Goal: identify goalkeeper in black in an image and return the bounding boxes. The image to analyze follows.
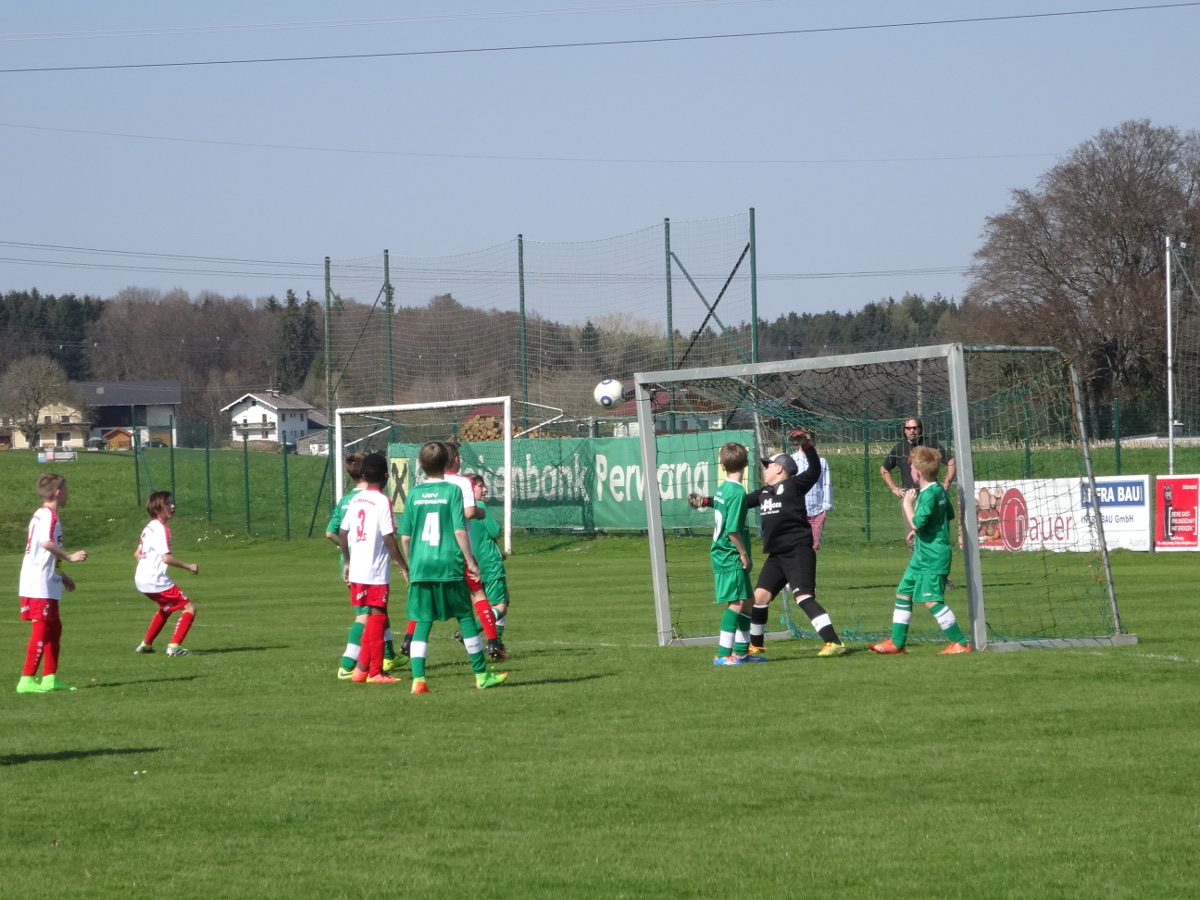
[694,429,846,658]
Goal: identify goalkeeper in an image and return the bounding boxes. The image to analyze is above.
[691,429,846,658]
[869,445,971,655]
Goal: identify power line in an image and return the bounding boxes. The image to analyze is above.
[1,3,1196,75]
[0,121,1061,166]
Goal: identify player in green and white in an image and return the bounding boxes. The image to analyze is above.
[870,444,972,655]
[466,473,510,641]
[688,442,758,666]
[398,441,508,694]
[326,452,400,679]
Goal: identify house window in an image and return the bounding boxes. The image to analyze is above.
[261,430,269,440]
[262,414,268,423]
[56,432,70,447]
[44,415,52,424]
[60,414,71,424]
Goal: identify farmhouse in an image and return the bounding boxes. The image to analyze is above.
[76,380,184,447]
[222,390,314,448]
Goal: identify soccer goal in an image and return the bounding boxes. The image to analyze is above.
[334,396,565,554]
[633,344,1138,651]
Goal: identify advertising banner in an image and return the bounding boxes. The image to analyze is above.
[1154,475,1200,551]
[390,431,756,531]
[1080,476,1152,552]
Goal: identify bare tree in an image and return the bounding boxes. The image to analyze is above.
[0,356,81,447]
[963,120,1200,426]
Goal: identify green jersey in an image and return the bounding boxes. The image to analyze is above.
[326,487,362,569]
[909,482,954,575]
[710,478,751,573]
[470,501,506,583]
[398,480,467,582]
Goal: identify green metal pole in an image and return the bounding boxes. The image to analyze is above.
[749,207,759,364]
[168,414,176,500]
[518,235,528,411]
[308,452,332,538]
[384,249,394,404]
[664,218,676,434]
[324,256,335,427]
[242,433,251,535]
[282,442,291,541]
[863,410,872,543]
[204,423,213,522]
[1113,397,1122,475]
[132,404,142,507]
[1023,402,1032,478]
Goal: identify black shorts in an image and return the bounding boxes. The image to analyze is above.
[756,548,816,598]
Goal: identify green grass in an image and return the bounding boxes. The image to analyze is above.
[1,454,1197,898]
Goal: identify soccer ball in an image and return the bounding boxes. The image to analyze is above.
[593,379,624,409]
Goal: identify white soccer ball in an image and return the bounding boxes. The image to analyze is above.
[593,379,624,409]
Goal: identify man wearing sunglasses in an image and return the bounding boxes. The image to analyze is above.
[880,418,955,547]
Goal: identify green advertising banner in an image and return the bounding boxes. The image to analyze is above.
[389,430,757,531]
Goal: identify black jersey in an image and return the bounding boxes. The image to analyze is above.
[747,443,821,554]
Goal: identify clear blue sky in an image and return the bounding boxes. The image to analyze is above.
[2,1,1198,322]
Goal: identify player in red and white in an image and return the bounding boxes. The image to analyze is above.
[402,441,507,661]
[17,473,87,694]
[338,453,408,683]
[134,491,201,657]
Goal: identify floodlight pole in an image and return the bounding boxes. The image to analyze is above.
[1166,236,1175,475]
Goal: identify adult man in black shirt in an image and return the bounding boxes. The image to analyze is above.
[880,416,956,548]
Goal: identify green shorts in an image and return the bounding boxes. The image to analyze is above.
[713,567,753,605]
[483,577,508,607]
[406,581,473,622]
[897,568,947,604]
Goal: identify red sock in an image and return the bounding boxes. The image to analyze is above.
[144,609,170,645]
[362,614,385,677]
[42,616,62,676]
[171,611,195,646]
[473,598,499,641]
[405,619,416,637]
[22,620,47,677]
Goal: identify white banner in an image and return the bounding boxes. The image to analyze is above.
[974,476,1148,552]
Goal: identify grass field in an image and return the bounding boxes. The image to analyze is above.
[1,452,1197,898]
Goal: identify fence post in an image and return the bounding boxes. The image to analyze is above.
[862,410,871,542]
[242,433,251,535]
[1023,402,1032,479]
[282,443,291,541]
[204,424,213,522]
[1113,397,1122,475]
[131,404,142,507]
[169,414,176,500]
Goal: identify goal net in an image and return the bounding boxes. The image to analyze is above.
[634,344,1137,651]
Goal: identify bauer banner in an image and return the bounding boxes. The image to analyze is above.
[390,431,757,531]
[975,476,1150,553]
[1154,475,1200,551]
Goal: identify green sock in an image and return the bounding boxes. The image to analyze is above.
[717,607,738,657]
[340,621,365,671]
[891,598,912,649]
[458,615,488,674]
[734,611,751,656]
[493,607,505,640]
[930,601,967,645]
[410,621,433,679]
[384,619,395,660]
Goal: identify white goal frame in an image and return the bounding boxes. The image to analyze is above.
[334,397,514,554]
[634,343,1136,651]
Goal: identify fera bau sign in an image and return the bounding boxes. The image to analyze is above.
[976,476,1152,553]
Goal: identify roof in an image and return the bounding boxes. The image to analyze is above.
[75,381,183,406]
[221,391,314,414]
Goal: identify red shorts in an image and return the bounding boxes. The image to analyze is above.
[143,584,191,613]
[464,565,483,593]
[20,597,60,622]
[349,582,390,610]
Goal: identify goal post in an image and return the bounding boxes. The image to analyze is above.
[635,343,1136,651]
[334,397,514,553]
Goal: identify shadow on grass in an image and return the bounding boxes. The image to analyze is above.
[87,675,202,689]
[502,672,614,688]
[189,645,290,655]
[1,747,163,766]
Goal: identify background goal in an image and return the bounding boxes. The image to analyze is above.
[634,344,1137,651]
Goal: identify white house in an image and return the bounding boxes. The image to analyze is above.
[221,391,314,447]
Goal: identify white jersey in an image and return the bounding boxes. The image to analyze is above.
[135,519,176,594]
[792,452,833,517]
[19,506,63,600]
[340,487,396,584]
[445,472,476,551]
